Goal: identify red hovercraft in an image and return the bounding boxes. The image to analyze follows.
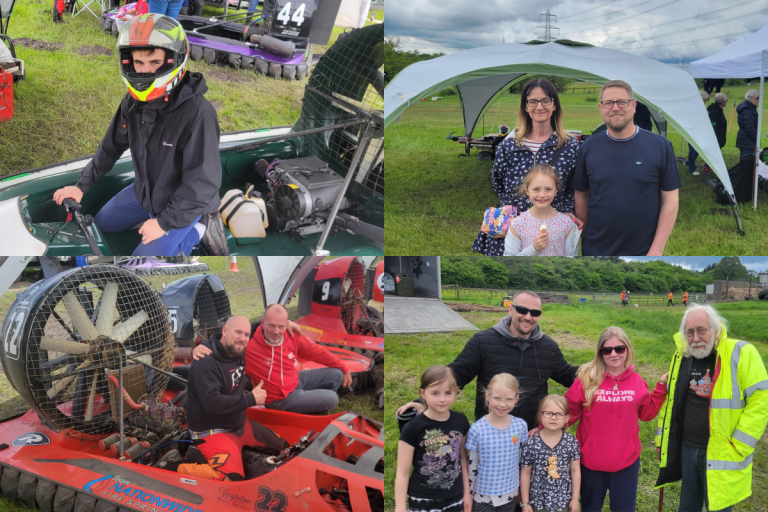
[0,263,384,512]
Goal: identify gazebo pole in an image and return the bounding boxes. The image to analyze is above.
[754,73,765,210]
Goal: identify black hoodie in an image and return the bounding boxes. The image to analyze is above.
[76,72,222,231]
[186,332,256,433]
[707,102,727,149]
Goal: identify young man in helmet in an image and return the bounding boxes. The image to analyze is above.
[53,14,228,255]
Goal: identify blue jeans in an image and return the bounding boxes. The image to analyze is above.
[148,0,184,18]
[94,184,201,256]
[247,0,258,13]
[740,148,755,160]
[678,443,733,512]
[265,368,344,414]
[687,143,699,174]
[580,457,640,512]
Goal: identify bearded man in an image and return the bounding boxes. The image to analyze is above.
[655,304,768,512]
[574,79,681,256]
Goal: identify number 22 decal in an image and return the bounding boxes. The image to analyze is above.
[276,2,306,26]
[255,486,288,512]
[4,309,26,360]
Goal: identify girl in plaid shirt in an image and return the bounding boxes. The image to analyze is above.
[466,373,529,512]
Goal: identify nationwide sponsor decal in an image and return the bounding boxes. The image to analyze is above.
[218,487,251,509]
[180,479,197,486]
[12,432,51,446]
[84,474,206,512]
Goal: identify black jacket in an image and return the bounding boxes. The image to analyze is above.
[186,332,256,433]
[655,352,693,487]
[449,318,578,429]
[708,103,727,149]
[76,72,222,231]
[735,100,758,151]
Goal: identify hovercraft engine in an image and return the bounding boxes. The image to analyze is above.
[263,156,349,235]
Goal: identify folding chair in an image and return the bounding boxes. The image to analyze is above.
[72,0,105,19]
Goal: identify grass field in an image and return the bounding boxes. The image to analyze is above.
[384,302,768,512]
[0,257,382,511]
[0,0,381,174]
[385,83,768,255]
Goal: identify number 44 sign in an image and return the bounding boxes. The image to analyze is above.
[270,0,317,40]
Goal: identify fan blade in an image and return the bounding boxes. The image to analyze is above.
[40,336,90,355]
[112,310,149,343]
[46,360,91,399]
[62,291,99,341]
[95,284,119,337]
[40,353,77,371]
[84,371,99,421]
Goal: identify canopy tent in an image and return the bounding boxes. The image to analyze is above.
[385,40,744,233]
[689,26,768,210]
[0,0,18,35]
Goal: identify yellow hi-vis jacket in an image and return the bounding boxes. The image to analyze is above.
[654,326,768,510]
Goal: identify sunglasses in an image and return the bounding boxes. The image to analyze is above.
[600,346,627,356]
[512,305,542,317]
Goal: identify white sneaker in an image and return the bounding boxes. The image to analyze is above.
[691,171,700,176]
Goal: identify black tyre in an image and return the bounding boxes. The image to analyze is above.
[254,59,268,75]
[241,56,256,71]
[18,472,39,509]
[94,500,119,512]
[376,388,384,410]
[296,63,307,80]
[227,53,241,69]
[187,0,203,16]
[267,62,281,79]
[74,492,98,512]
[111,21,119,36]
[190,44,203,61]
[282,64,296,80]
[1,467,20,500]
[53,486,77,512]
[203,48,217,65]
[37,479,57,512]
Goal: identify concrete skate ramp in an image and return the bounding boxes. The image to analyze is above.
[384,296,479,334]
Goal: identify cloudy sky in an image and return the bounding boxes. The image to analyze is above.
[620,257,768,273]
[385,0,768,64]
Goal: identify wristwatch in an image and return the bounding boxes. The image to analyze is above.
[519,503,530,508]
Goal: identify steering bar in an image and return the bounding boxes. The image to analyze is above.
[61,198,103,256]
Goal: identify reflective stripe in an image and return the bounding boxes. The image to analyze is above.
[745,379,768,399]
[656,427,663,436]
[711,398,745,409]
[707,454,754,471]
[733,428,759,449]
[730,341,748,403]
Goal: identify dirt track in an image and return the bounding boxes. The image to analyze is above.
[444,302,507,313]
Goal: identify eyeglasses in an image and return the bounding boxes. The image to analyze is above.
[599,99,633,109]
[512,305,542,317]
[685,326,711,340]
[541,411,567,419]
[600,345,627,356]
[526,98,553,107]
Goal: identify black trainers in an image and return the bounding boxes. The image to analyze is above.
[199,212,229,255]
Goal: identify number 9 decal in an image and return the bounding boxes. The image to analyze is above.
[321,281,330,301]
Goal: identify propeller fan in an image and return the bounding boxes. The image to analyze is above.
[1,266,173,437]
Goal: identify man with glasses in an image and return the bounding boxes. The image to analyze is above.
[574,79,681,256]
[396,290,578,430]
[655,304,768,512]
[736,89,760,160]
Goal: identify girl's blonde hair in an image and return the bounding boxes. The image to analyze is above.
[420,365,459,394]
[576,326,636,408]
[515,78,572,150]
[517,163,561,197]
[483,373,522,409]
[536,394,569,430]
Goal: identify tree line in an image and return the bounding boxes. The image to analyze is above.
[440,257,758,294]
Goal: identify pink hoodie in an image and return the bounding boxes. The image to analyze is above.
[565,365,666,472]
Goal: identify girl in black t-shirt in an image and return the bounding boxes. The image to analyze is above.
[396,366,471,512]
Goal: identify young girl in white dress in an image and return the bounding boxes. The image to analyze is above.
[504,163,580,256]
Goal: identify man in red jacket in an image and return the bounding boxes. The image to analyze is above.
[195,304,352,414]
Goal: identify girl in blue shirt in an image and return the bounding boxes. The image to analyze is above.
[466,373,529,512]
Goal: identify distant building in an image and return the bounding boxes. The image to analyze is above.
[706,280,766,301]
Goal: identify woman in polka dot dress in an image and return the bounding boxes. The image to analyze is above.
[473,79,581,256]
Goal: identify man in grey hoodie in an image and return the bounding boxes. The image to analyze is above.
[396,290,578,429]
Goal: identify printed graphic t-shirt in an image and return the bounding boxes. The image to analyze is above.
[683,352,717,448]
[400,411,471,500]
[520,431,581,512]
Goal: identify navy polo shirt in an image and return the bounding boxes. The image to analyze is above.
[574,127,681,256]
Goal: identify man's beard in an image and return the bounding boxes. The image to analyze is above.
[689,338,715,359]
[606,115,632,132]
[264,334,284,346]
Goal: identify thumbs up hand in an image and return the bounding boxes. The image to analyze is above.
[252,380,267,405]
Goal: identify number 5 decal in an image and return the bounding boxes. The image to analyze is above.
[276,2,306,26]
[168,308,178,334]
[4,308,26,360]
